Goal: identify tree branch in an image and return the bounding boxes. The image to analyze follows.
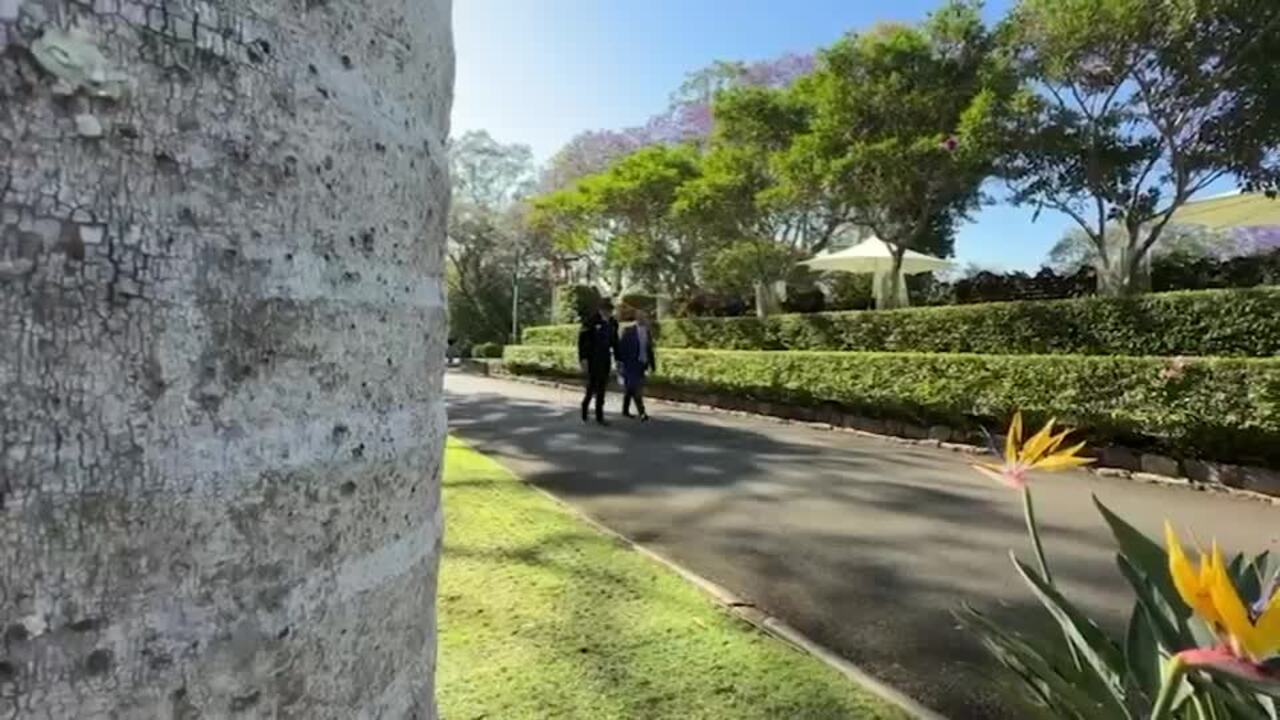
[1046,198,1110,260]
[1139,168,1229,258]
[1132,65,1187,194]
[1185,168,1229,199]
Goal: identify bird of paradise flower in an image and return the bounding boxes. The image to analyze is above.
[968,411,1280,720]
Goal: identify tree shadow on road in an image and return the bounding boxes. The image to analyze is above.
[446,386,1135,719]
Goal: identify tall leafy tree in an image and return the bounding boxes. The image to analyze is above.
[669,60,751,111]
[531,145,703,297]
[586,145,705,296]
[538,129,648,194]
[448,131,549,344]
[784,1,1009,308]
[1000,0,1280,295]
[677,86,841,315]
[452,129,535,209]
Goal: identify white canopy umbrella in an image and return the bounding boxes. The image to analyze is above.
[801,236,952,309]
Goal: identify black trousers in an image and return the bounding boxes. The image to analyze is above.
[622,379,646,417]
[581,366,610,421]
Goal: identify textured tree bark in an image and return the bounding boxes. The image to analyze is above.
[0,0,452,717]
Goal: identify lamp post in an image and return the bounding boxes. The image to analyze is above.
[511,242,523,345]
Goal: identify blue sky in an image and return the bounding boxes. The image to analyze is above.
[450,0,1204,271]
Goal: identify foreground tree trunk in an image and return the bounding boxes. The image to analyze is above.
[1093,241,1153,297]
[0,1,452,717]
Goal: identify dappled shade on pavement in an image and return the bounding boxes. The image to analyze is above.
[446,373,1280,719]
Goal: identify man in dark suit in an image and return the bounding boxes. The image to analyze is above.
[617,310,656,421]
[578,298,619,425]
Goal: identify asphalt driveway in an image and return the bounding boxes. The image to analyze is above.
[446,373,1280,718]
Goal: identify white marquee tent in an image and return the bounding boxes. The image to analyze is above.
[801,236,952,309]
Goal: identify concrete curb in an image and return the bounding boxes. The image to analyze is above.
[466,369,1280,507]
[468,443,948,720]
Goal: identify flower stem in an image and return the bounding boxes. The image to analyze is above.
[1021,484,1082,669]
[1022,485,1053,586]
[1150,656,1187,720]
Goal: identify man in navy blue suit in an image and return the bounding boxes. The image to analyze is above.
[617,310,656,421]
[577,298,619,425]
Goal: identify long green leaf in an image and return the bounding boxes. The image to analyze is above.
[1203,668,1280,697]
[1235,551,1273,607]
[957,605,1118,720]
[1192,676,1276,720]
[1093,496,1190,622]
[1116,554,1193,650]
[1253,552,1273,585]
[1011,554,1133,719]
[1125,603,1160,705]
[1229,552,1262,604]
[1257,693,1277,720]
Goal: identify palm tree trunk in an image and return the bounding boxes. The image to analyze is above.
[0,2,452,717]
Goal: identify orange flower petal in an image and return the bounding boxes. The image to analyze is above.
[1167,523,1205,610]
[1004,412,1023,465]
[1019,419,1058,465]
[1209,544,1262,658]
[1030,440,1092,471]
[1031,453,1094,472]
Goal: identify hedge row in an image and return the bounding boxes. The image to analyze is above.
[471,342,505,359]
[522,287,1280,357]
[503,345,1280,465]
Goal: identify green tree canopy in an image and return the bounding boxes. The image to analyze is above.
[447,131,549,344]
[530,145,703,297]
[781,1,1010,307]
[674,86,825,314]
[999,0,1280,295]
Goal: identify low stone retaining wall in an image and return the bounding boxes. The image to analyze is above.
[458,362,1280,501]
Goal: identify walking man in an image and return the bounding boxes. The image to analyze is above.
[578,298,619,425]
[617,310,656,421]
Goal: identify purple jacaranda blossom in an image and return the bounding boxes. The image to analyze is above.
[541,53,816,191]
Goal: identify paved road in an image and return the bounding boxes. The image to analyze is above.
[445,373,1280,719]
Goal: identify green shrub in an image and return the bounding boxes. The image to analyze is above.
[552,285,602,325]
[503,345,1280,465]
[524,324,584,345]
[522,287,1280,357]
[471,342,504,359]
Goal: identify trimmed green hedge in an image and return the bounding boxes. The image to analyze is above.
[504,345,1280,465]
[522,287,1280,357]
[471,342,504,359]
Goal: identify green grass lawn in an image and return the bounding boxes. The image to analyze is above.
[437,437,908,720]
